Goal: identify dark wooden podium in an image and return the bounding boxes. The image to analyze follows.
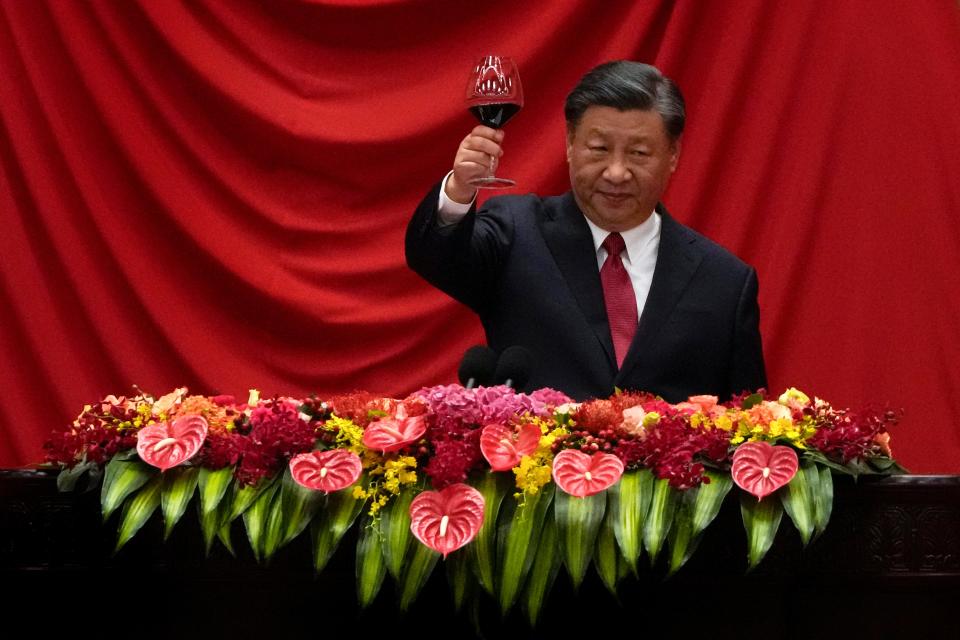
[2,469,958,639]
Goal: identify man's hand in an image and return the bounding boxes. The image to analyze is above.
[445,126,505,204]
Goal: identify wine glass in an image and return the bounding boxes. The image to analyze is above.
[465,55,524,188]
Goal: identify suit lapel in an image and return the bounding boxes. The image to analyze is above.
[540,193,617,368]
[616,205,703,384]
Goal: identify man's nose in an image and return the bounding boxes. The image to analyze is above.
[603,156,631,183]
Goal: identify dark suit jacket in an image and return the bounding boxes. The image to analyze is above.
[406,182,766,402]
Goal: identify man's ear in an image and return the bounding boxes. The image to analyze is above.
[565,126,575,163]
[669,137,682,173]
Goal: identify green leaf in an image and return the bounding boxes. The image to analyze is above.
[595,504,621,595]
[260,482,286,562]
[379,488,416,580]
[398,541,441,611]
[468,471,511,596]
[241,476,281,562]
[216,519,235,556]
[198,495,232,555]
[56,460,102,493]
[643,477,679,564]
[161,467,199,540]
[277,468,324,548]
[356,517,387,608]
[691,471,734,535]
[198,467,235,554]
[198,467,234,516]
[497,483,554,616]
[101,457,154,521]
[114,475,163,552]
[666,489,697,576]
[802,450,853,475]
[227,477,274,523]
[311,489,365,573]
[812,464,834,540]
[445,548,473,612]
[521,513,562,627]
[554,489,607,589]
[608,468,654,571]
[780,462,816,546]
[741,393,763,410]
[740,492,784,570]
[667,471,734,575]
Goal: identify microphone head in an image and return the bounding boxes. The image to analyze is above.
[457,345,498,388]
[493,346,534,390]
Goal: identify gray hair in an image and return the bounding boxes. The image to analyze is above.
[564,61,685,140]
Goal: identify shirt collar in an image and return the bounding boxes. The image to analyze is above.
[583,210,661,262]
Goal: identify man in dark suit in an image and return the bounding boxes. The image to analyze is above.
[406,61,766,402]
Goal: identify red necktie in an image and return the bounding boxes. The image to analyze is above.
[600,232,638,368]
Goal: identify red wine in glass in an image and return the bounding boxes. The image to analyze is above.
[465,55,524,188]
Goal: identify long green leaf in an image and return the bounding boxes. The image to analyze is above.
[608,468,654,571]
[261,482,286,562]
[114,475,163,552]
[198,466,234,515]
[691,471,733,535]
[278,468,324,547]
[666,487,698,576]
[643,477,679,564]
[242,476,281,562]
[667,471,734,575]
[497,484,554,615]
[198,467,235,554]
[780,462,816,546]
[595,505,621,595]
[379,489,416,580]
[812,464,834,539]
[740,493,784,570]
[312,489,365,573]
[521,514,562,627]
[228,477,274,523]
[398,541,441,611]
[101,458,153,521]
[469,471,511,595]
[446,548,473,612]
[161,467,199,540]
[57,459,102,493]
[198,496,232,555]
[356,518,387,608]
[555,489,606,589]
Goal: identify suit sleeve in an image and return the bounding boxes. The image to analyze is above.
[405,181,513,313]
[727,267,768,396]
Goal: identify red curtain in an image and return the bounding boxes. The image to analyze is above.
[2,0,959,473]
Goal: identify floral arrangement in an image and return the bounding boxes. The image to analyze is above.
[44,384,902,625]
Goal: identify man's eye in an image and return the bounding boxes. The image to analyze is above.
[588,145,607,152]
[631,149,649,156]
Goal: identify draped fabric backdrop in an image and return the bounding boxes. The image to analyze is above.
[1,0,959,472]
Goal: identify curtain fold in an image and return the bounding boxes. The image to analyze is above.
[1,0,959,472]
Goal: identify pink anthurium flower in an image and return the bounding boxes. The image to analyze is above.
[551,449,624,497]
[289,449,362,493]
[480,423,541,471]
[731,441,799,500]
[136,415,208,471]
[362,404,427,453]
[409,483,485,558]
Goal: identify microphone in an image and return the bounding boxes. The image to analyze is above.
[493,346,533,390]
[458,345,497,388]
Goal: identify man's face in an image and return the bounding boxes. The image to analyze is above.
[566,106,680,232]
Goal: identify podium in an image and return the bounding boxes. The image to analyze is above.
[2,469,958,638]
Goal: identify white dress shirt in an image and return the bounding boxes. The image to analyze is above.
[436,171,661,319]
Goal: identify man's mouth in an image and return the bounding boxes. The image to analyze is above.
[598,192,631,203]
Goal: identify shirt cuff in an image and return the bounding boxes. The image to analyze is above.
[437,171,476,225]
